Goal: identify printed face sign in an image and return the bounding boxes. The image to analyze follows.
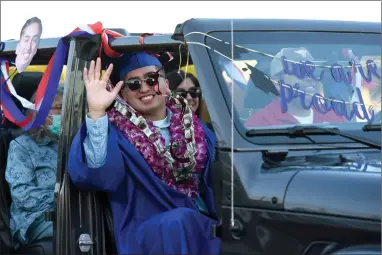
[15,17,43,73]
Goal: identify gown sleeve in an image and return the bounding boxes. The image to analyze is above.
[68,114,126,192]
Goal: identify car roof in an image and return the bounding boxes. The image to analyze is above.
[1,18,379,64]
[2,18,378,52]
[176,18,381,34]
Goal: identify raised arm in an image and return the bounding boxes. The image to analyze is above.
[83,114,108,168]
[68,58,126,192]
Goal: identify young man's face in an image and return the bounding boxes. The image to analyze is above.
[121,65,169,118]
[15,22,41,72]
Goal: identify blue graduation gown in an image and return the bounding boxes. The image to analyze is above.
[68,121,221,255]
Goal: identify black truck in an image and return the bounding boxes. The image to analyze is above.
[0,18,380,255]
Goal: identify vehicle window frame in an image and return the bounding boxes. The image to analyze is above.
[203,30,381,147]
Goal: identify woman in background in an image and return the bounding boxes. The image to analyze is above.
[167,70,202,116]
[5,86,63,252]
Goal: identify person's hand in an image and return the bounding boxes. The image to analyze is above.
[83,58,123,121]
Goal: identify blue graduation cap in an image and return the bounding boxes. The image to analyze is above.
[119,52,162,80]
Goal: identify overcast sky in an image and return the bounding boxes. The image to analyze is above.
[1,1,380,40]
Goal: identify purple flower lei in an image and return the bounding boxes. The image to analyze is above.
[107,94,207,198]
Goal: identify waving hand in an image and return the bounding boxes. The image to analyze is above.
[83,58,123,121]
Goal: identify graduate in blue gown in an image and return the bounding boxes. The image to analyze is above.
[68,53,221,255]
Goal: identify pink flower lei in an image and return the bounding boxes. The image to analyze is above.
[107,93,208,198]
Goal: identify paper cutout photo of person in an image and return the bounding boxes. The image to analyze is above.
[15,17,43,73]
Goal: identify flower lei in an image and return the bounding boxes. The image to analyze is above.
[107,93,207,198]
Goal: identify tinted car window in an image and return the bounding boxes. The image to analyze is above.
[206,31,381,132]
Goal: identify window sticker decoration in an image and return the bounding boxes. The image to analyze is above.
[182,32,380,124]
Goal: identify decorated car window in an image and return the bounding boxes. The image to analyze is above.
[205,31,381,128]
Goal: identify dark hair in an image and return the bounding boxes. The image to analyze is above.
[166,70,201,115]
[167,70,200,91]
[20,17,43,38]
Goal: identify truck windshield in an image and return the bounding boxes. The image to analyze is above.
[205,31,381,133]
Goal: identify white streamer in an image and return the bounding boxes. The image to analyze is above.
[1,62,35,109]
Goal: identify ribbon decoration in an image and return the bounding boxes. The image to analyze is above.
[0,21,123,130]
[139,33,174,63]
[0,64,36,110]
[139,33,160,58]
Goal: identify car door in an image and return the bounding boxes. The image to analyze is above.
[177,18,381,255]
